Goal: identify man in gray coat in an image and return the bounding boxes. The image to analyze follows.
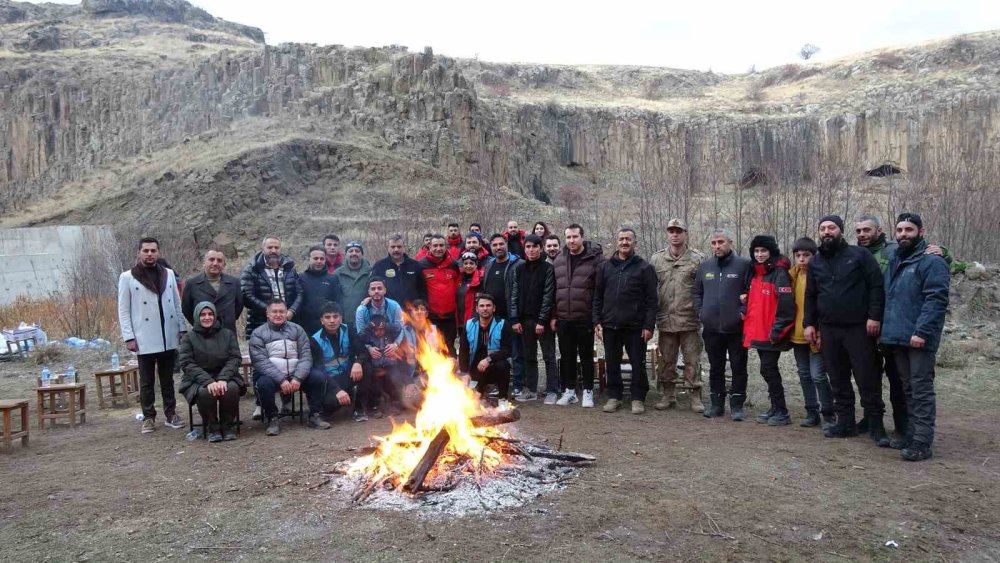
[249,299,313,436]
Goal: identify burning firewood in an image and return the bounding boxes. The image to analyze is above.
[402,427,451,493]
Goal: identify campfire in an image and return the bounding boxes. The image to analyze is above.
[331,334,594,514]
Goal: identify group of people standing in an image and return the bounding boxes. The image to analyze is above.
[117,213,950,461]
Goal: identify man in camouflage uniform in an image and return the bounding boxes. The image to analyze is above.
[650,219,705,412]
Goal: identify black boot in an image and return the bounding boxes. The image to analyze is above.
[729,394,745,421]
[892,411,909,438]
[799,409,821,427]
[703,392,725,418]
[901,442,933,461]
[820,411,836,432]
[856,416,869,434]
[867,414,891,448]
[824,415,858,438]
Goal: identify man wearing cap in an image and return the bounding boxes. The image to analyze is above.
[370,234,427,308]
[804,215,890,446]
[650,219,705,412]
[879,213,950,461]
[333,241,372,328]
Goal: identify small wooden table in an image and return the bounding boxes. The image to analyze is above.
[0,399,29,452]
[93,366,140,409]
[36,383,86,429]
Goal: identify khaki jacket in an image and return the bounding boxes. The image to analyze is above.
[650,246,703,332]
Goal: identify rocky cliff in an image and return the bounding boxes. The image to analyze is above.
[1,1,998,259]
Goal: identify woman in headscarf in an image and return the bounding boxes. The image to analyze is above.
[179,301,243,441]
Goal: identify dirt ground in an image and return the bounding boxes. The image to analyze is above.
[1,347,998,562]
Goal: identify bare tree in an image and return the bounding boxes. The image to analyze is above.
[799,44,821,60]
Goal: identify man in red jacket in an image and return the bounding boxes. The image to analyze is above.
[446,223,464,260]
[419,234,461,355]
[323,234,343,273]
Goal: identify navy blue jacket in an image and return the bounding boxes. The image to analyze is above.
[693,251,752,334]
[297,268,343,337]
[370,254,427,307]
[879,239,950,353]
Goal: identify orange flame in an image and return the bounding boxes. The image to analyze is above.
[348,313,511,489]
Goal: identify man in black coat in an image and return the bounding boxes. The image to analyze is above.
[182,249,244,335]
[804,214,890,446]
[593,228,658,414]
[508,234,556,403]
[369,234,427,308]
[298,246,344,337]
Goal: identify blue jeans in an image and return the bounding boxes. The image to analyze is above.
[793,343,833,414]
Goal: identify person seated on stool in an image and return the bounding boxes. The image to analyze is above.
[249,298,312,436]
[178,301,243,442]
[307,301,371,425]
[458,293,514,403]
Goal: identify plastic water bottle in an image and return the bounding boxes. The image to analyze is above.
[111,352,120,370]
[185,428,202,441]
[41,367,51,387]
[66,364,76,384]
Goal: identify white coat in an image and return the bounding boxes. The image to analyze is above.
[117,268,187,354]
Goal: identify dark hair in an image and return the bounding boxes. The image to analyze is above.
[470,222,481,229]
[322,234,340,244]
[489,233,505,243]
[368,314,388,328]
[474,292,495,305]
[320,301,343,316]
[532,222,550,237]
[430,233,446,243]
[423,232,433,239]
[617,227,637,238]
[447,222,460,229]
[266,298,287,309]
[410,299,428,310]
[545,234,561,244]
[368,276,388,290]
[138,237,159,249]
[565,223,584,237]
[307,245,326,256]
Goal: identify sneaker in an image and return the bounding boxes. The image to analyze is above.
[515,391,538,402]
[602,399,621,413]
[353,409,369,422]
[654,397,677,410]
[631,400,645,415]
[555,389,578,406]
[511,388,523,399]
[543,392,558,405]
[767,410,791,426]
[164,414,186,429]
[581,389,594,408]
[265,418,280,436]
[799,410,821,427]
[756,408,776,424]
[252,406,262,421]
[222,429,237,441]
[208,431,223,442]
[308,413,331,429]
[901,443,933,461]
[369,405,384,419]
[140,418,156,434]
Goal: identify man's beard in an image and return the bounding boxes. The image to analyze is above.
[819,234,842,253]
[897,236,922,252]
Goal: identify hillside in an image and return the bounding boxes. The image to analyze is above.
[1,0,998,262]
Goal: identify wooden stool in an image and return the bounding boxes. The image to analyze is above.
[241,356,253,396]
[36,383,86,429]
[93,367,140,409]
[0,399,29,452]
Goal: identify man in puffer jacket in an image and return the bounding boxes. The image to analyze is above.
[249,299,312,436]
[879,213,950,462]
[240,236,304,341]
[742,235,796,426]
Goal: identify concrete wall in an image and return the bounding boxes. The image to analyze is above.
[0,225,114,305]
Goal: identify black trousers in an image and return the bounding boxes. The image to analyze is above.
[305,367,373,415]
[604,327,650,401]
[558,320,595,391]
[819,324,884,420]
[138,350,177,420]
[882,350,908,423]
[471,360,511,399]
[431,316,457,356]
[192,381,240,431]
[368,361,408,410]
[891,346,937,446]
[702,331,748,398]
[757,349,786,411]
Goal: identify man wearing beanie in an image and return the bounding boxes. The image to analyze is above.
[333,241,373,328]
[879,213,950,461]
[804,215,890,446]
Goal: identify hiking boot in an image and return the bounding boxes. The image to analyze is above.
[767,409,791,426]
[867,415,891,448]
[581,389,595,408]
[890,435,912,450]
[602,399,621,413]
[543,392,558,405]
[556,389,578,406]
[901,443,933,462]
[689,390,705,413]
[164,414,186,429]
[140,418,156,434]
[799,409,821,427]
[515,391,538,402]
[265,418,280,436]
[820,412,837,432]
[353,409,369,422]
[631,400,645,415]
[308,413,331,429]
[208,431,223,443]
[654,396,677,410]
[757,408,776,424]
[252,406,262,421]
[824,418,859,438]
[703,393,725,418]
[729,394,745,421]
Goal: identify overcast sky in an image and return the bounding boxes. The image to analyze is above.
[32,0,1000,72]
